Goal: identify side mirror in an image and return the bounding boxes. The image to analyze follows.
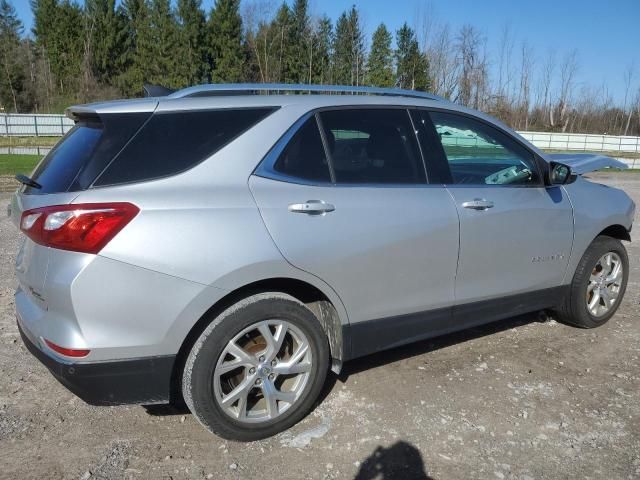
[548,162,574,185]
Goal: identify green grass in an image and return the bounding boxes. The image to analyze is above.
[0,154,42,175]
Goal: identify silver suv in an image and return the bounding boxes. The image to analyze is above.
[10,84,635,441]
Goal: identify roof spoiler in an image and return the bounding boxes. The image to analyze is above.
[143,84,175,97]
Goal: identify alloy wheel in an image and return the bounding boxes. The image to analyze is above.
[213,320,312,423]
[586,252,623,317]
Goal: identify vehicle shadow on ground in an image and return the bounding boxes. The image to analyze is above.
[354,441,434,479]
[337,310,549,381]
[144,311,551,418]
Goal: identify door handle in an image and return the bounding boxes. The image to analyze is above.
[288,200,335,215]
[461,198,494,210]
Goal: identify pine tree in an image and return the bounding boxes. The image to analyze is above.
[332,12,349,85]
[147,0,184,87]
[31,0,57,50]
[286,0,308,83]
[332,6,364,86]
[208,0,244,83]
[115,0,147,95]
[176,0,207,84]
[53,1,84,95]
[310,15,332,84]
[85,0,125,84]
[270,3,290,83]
[32,0,84,97]
[366,23,393,88]
[119,0,184,92]
[395,22,430,91]
[0,0,25,111]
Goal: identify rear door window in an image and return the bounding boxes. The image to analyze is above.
[318,109,426,184]
[95,108,276,186]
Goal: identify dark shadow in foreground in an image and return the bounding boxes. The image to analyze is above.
[355,441,434,480]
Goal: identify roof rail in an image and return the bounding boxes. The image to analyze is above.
[168,83,447,102]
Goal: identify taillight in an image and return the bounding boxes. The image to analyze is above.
[44,339,90,358]
[20,202,139,254]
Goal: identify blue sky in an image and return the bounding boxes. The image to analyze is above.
[11,0,640,104]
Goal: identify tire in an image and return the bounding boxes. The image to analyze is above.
[182,292,330,441]
[555,235,629,328]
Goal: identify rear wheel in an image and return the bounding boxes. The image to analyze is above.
[182,293,329,441]
[555,236,628,328]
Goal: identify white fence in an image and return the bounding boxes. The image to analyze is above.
[518,131,640,154]
[1,113,74,137]
[0,146,52,155]
[1,113,639,167]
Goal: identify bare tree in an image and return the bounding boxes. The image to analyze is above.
[242,0,279,83]
[622,63,635,135]
[455,24,484,107]
[515,40,534,130]
[537,49,556,125]
[426,23,458,98]
[496,22,515,100]
[80,12,96,102]
[554,49,579,132]
[414,0,436,54]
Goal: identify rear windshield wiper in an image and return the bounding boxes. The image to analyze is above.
[15,174,42,189]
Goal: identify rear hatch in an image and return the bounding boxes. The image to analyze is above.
[10,104,156,304]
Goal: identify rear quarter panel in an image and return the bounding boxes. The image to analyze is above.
[68,105,352,356]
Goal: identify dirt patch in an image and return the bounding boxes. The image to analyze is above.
[0,176,18,193]
[0,172,639,479]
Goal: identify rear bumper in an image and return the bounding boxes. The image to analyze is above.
[18,322,175,406]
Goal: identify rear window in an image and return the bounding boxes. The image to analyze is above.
[94,108,276,186]
[25,113,151,194]
[26,123,102,194]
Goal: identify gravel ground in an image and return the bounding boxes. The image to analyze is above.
[0,172,638,480]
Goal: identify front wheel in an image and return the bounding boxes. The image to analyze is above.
[182,293,330,441]
[555,235,629,328]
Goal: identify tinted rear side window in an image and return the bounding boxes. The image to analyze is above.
[95,108,276,186]
[273,117,331,183]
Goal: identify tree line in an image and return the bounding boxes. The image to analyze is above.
[0,0,639,136]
